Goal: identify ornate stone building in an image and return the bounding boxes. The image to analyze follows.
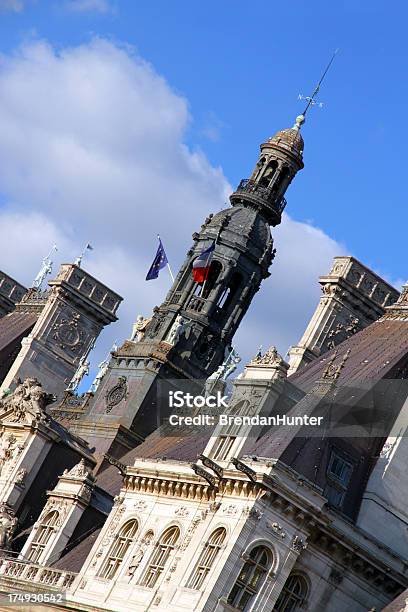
[0,111,407,612]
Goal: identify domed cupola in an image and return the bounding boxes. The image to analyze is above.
[230,114,305,226]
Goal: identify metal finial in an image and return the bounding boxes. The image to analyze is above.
[74,243,94,268]
[299,49,339,118]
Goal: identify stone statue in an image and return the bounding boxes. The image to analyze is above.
[63,458,90,479]
[166,315,188,345]
[204,365,224,397]
[250,345,283,366]
[221,346,241,381]
[128,531,153,577]
[0,503,17,551]
[67,354,90,393]
[89,343,117,394]
[130,315,151,342]
[0,378,54,424]
[32,245,57,290]
[204,346,241,396]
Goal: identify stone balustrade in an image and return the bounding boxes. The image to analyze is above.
[0,558,76,590]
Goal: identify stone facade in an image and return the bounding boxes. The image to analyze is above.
[0,113,407,612]
[287,256,399,375]
[0,272,27,318]
[1,264,122,400]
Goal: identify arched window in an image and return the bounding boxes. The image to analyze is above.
[227,545,272,611]
[27,510,59,563]
[217,272,243,311]
[259,160,278,188]
[211,435,235,461]
[201,261,222,297]
[187,527,226,589]
[99,519,139,580]
[276,166,291,195]
[273,573,309,611]
[142,526,180,588]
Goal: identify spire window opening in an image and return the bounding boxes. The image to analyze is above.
[275,166,291,196]
[99,519,139,580]
[26,510,59,563]
[217,272,243,312]
[227,545,272,611]
[200,261,222,299]
[253,156,267,181]
[258,160,278,188]
[141,526,180,588]
[211,435,235,461]
[273,573,309,611]
[187,527,227,589]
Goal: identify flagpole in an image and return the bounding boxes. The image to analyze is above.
[157,235,174,282]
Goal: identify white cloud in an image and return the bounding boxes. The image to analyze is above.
[0,0,24,12]
[0,37,349,384]
[64,0,115,14]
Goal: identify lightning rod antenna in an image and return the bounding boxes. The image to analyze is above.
[302,49,339,116]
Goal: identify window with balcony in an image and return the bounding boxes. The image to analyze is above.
[324,450,354,510]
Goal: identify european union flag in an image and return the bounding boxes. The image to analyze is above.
[146,238,169,280]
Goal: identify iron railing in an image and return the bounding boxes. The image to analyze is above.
[234,179,287,215]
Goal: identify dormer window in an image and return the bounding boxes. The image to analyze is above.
[324,450,354,510]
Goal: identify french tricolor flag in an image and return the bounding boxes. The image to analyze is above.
[192,242,215,283]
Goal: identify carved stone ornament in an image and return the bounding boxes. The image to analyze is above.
[133,500,148,511]
[180,517,201,551]
[326,315,360,350]
[222,504,238,516]
[380,441,395,458]
[291,535,307,553]
[63,458,90,479]
[39,499,69,527]
[103,505,126,545]
[15,468,27,488]
[267,521,287,539]
[250,345,286,371]
[52,312,84,352]
[322,349,351,381]
[175,506,189,518]
[128,531,154,576]
[0,378,54,425]
[0,503,17,549]
[0,432,24,477]
[105,377,127,412]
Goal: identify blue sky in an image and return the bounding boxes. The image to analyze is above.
[1,0,405,278]
[0,0,406,383]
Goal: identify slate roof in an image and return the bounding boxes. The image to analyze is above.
[289,317,408,393]
[246,315,408,460]
[95,428,211,497]
[52,528,102,572]
[381,588,408,612]
[0,311,37,353]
